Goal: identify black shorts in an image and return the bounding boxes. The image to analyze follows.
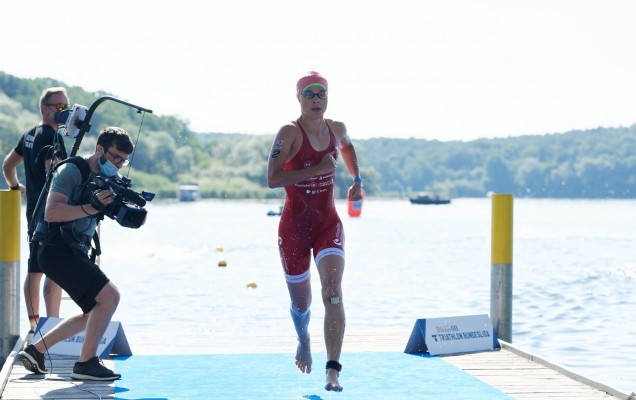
[26,210,43,273]
[27,241,44,273]
[37,243,109,314]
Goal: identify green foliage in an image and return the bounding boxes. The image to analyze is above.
[355,129,636,198]
[125,168,178,199]
[1,71,634,199]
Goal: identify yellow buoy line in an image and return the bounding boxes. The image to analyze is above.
[215,245,257,288]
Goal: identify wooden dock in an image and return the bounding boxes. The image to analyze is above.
[444,340,632,400]
[1,330,633,399]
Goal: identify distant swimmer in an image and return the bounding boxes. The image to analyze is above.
[267,71,363,392]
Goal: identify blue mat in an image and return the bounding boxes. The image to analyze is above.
[114,352,512,399]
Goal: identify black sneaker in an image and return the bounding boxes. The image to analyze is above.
[18,344,47,374]
[71,356,121,381]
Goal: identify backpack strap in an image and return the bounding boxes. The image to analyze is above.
[30,156,103,262]
[90,231,102,262]
[64,156,92,183]
[63,157,103,261]
[29,156,93,237]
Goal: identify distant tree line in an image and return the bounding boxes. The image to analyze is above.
[354,128,635,198]
[1,71,634,199]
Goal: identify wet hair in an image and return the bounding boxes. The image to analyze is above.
[97,126,134,154]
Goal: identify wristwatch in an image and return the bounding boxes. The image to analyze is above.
[10,183,20,190]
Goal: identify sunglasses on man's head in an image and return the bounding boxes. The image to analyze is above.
[301,90,328,100]
[46,103,71,111]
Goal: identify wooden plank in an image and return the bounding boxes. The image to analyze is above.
[2,354,115,400]
[442,346,626,400]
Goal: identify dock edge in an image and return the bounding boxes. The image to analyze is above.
[498,340,635,400]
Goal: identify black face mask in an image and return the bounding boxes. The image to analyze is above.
[54,109,70,124]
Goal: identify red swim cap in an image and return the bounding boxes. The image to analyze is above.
[296,71,328,97]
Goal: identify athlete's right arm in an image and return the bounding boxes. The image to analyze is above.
[267,124,336,188]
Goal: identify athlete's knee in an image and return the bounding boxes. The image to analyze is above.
[322,286,343,306]
[290,305,311,327]
[291,302,310,315]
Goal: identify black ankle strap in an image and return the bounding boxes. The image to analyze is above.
[325,360,342,372]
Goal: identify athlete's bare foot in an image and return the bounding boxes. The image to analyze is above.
[325,360,343,392]
[295,336,312,373]
[325,368,342,392]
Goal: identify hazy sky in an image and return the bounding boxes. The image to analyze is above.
[3,0,636,141]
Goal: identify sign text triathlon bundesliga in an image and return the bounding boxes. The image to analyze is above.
[432,324,491,342]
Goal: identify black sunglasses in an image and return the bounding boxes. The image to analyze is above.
[301,90,328,99]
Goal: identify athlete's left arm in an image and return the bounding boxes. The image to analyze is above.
[332,121,363,201]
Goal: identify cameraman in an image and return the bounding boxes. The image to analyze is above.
[18,126,135,381]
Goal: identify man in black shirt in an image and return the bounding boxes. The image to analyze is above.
[2,87,69,340]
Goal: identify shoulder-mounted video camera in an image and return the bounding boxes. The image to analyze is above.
[86,175,155,229]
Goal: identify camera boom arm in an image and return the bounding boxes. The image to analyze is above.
[69,95,153,157]
[28,96,153,238]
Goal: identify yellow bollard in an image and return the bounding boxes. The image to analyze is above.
[0,190,21,262]
[0,190,21,365]
[491,194,513,265]
[490,194,513,343]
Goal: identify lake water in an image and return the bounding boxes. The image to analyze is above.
[17,198,636,393]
